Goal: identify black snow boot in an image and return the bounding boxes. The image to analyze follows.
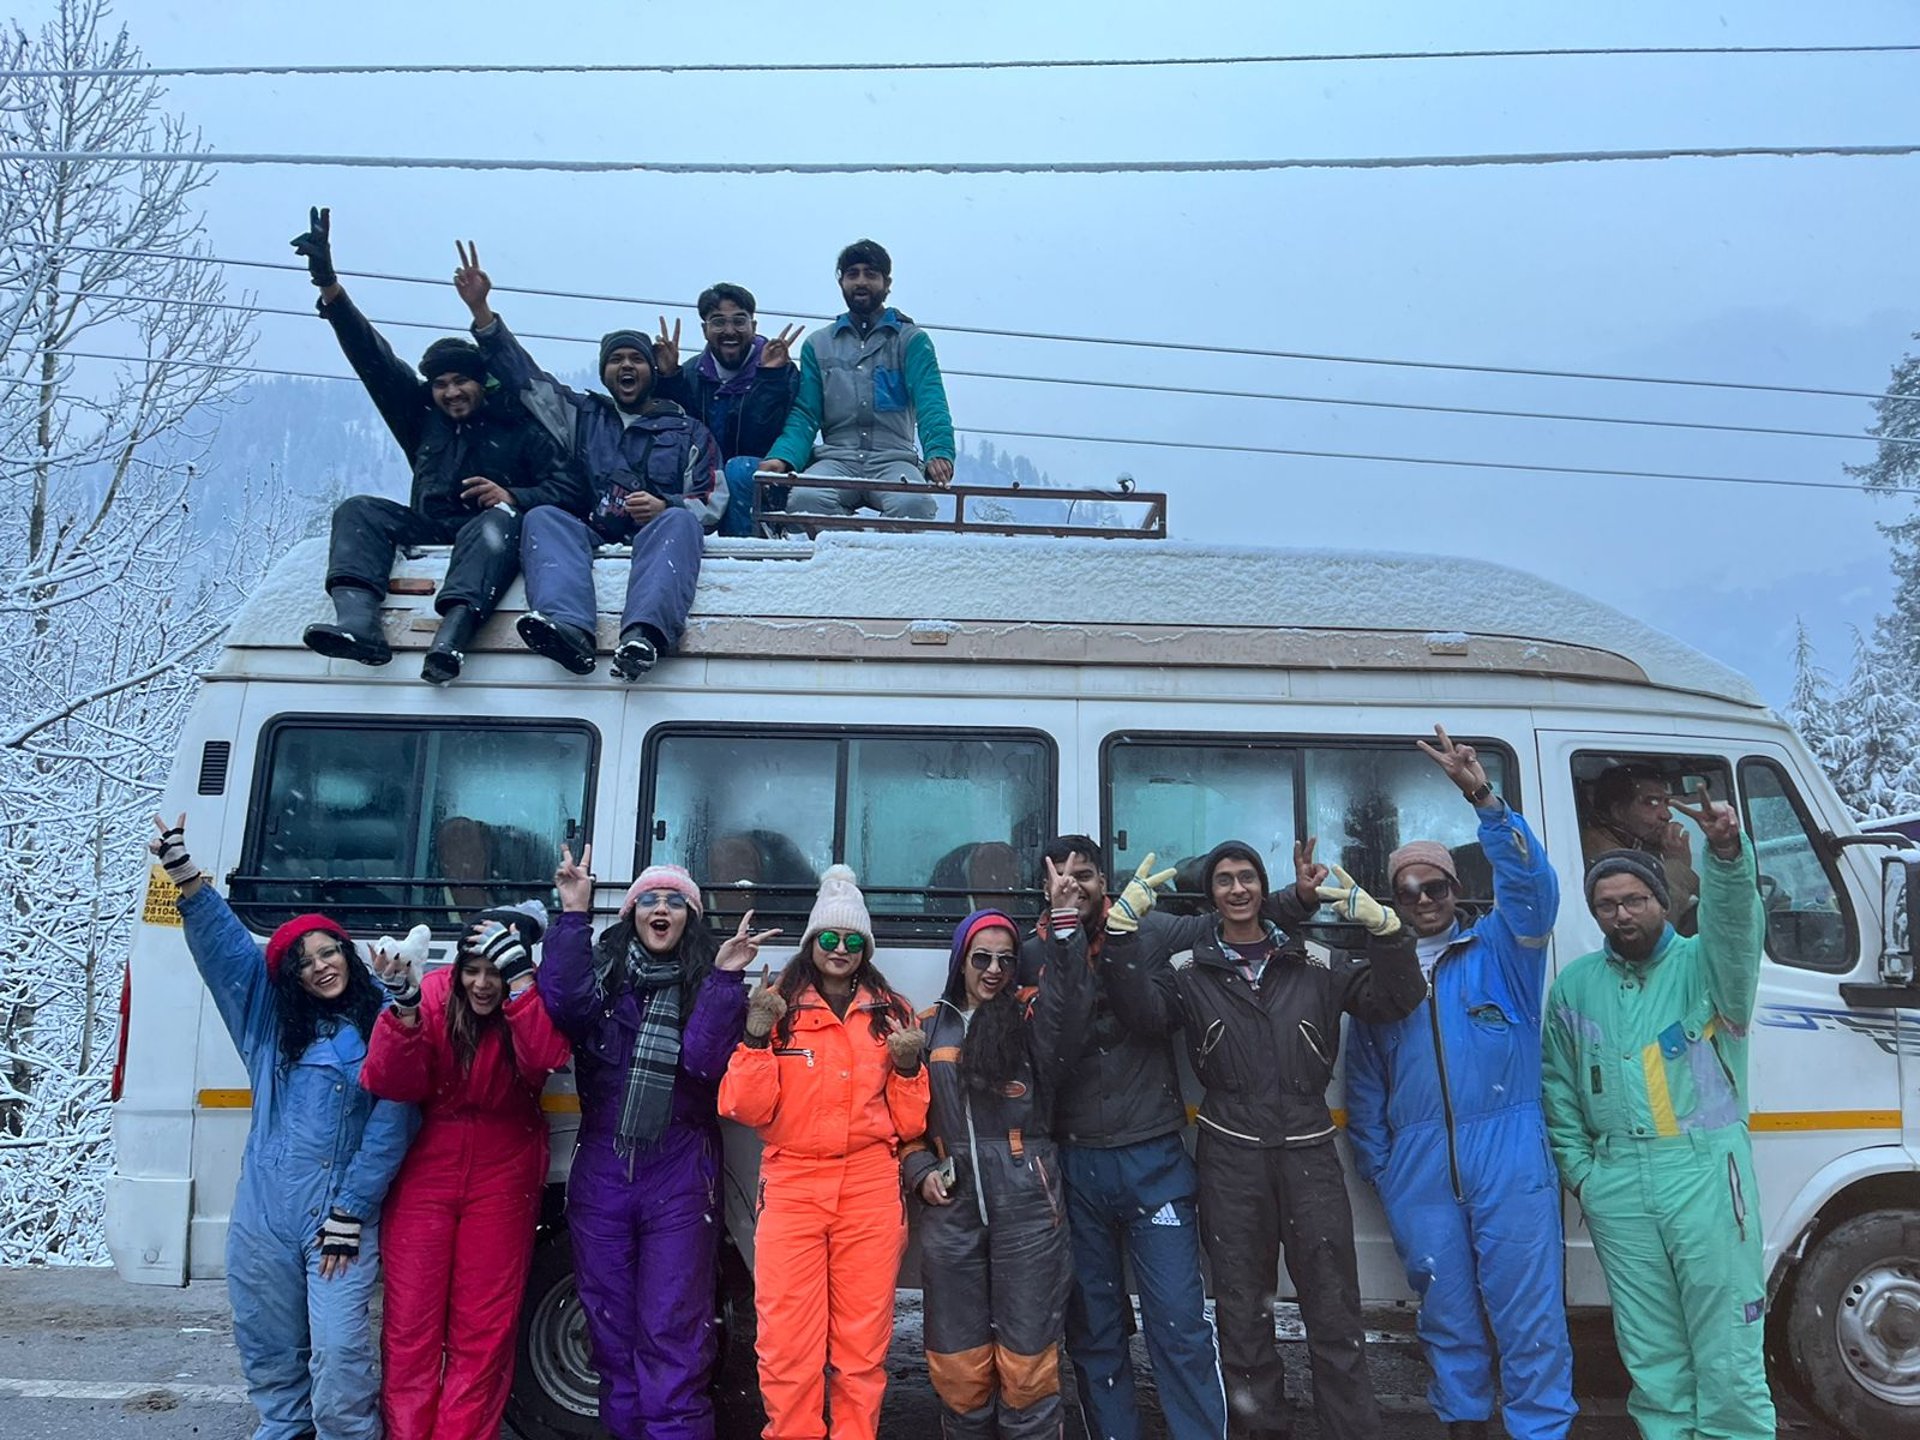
[516,610,597,675]
[611,626,660,683]
[1448,1422,1492,1440]
[303,585,391,666]
[421,604,479,686]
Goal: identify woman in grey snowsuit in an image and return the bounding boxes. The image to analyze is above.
[904,865,1093,1440]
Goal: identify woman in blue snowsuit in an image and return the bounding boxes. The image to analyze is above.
[1343,731,1576,1440]
[152,816,415,1440]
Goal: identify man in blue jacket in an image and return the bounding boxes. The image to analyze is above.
[1344,727,1577,1440]
[653,283,803,537]
[758,239,955,521]
[456,246,724,681]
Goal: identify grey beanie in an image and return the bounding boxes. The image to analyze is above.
[1584,848,1670,911]
[598,328,655,374]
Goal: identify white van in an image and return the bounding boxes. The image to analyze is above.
[108,529,1919,1439]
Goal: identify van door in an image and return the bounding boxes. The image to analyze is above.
[1535,730,1900,1308]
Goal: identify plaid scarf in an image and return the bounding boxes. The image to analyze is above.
[614,943,684,1158]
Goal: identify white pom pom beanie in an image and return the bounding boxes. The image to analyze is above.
[804,864,875,956]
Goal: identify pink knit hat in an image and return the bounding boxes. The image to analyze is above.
[620,863,703,919]
[1387,841,1458,889]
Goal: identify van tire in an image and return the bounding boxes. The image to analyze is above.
[1783,1209,1920,1439]
[510,1228,607,1439]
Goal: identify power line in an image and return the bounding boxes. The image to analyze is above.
[46,347,1913,498]
[17,240,1916,405]
[10,44,1920,79]
[6,142,1920,175]
[13,282,1908,447]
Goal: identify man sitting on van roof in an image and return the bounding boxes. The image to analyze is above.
[652,283,803,538]
[1579,762,1701,936]
[455,244,724,681]
[291,208,586,686]
[757,239,955,523]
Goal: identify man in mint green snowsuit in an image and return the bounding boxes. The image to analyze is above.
[1542,792,1776,1440]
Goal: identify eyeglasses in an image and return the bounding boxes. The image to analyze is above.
[1593,893,1657,919]
[703,315,753,332]
[634,891,688,911]
[1395,877,1455,905]
[816,930,867,955]
[297,941,347,970]
[967,951,1015,973]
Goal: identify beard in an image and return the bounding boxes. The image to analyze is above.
[960,987,1028,1092]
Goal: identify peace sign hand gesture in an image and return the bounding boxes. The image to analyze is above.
[555,843,594,915]
[149,812,201,891]
[760,323,804,370]
[454,240,493,325]
[745,964,787,1038]
[1044,855,1080,913]
[1292,836,1328,904]
[885,1013,927,1074]
[1416,724,1492,801]
[1669,787,1741,860]
[716,911,784,973]
[654,316,682,377]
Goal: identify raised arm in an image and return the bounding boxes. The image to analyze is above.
[717,965,789,1128]
[153,816,275,1061]
[536,849,602,1040]
[1025,860,1097,1081]
[1672,793,1764,1030]
[455,243,585,456]
[884,1009,931,1142]
[1316,866,1426,1023]
[504,980,573,1091]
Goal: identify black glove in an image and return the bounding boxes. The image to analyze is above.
[317,1208,361,1261]
[149,824,200,889]
[291,206,336,288]
[476,921,534,986]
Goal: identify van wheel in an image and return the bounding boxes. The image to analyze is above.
[1785,1210,1920,1439]
[510,1228,606,1439]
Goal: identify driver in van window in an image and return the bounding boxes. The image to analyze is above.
[456,246,725,683]
[1343,729,1577,1440]
[1579,763,1702,937]
[290,208,588,686]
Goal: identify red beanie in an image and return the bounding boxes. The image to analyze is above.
[265,913,351,983]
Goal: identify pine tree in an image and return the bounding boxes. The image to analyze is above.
[1827,628,1920,820]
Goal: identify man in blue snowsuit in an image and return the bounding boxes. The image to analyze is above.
[152,816,415,1440]
[1344,728,1577,1440]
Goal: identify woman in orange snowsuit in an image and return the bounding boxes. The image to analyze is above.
[361,902,572,1440]
[717,865,929,1440]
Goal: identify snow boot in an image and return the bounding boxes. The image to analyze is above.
[611,627,659,683]
[303,585,391,666]
[516,610,597,675]
[421,604,479,686]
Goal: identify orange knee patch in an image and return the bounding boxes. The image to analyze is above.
[927,1344,995,1412]
[997,1342,1060,1409]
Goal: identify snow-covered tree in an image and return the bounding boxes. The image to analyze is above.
[0,0,263,1262]
[1786,618,1841,766]
[1823,628,1920,821]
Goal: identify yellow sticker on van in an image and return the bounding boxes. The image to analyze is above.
[143,866,182,927]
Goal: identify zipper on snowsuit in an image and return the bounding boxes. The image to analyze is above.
[963,1092,989,1226]
[1426,969,1465,1203]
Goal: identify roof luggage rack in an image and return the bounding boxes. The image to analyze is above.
[752,470,1167,540]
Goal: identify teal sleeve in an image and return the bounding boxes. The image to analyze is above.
[904,330,955,462]
[767,342,824,469]
[1540,977,1595,1193]
[1699,835,1765,1030]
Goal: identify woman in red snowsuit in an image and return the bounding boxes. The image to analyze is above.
[361,902,572,1440]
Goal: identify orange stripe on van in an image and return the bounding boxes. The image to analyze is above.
[197,1088,583,1115]
[1750,1109,1899,1133]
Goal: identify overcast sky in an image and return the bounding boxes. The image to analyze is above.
[30,0,1920,704]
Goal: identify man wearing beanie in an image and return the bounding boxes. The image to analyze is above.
[1344,728,1575,1440]
[1543,790,1776,1439]
[455,245,724,681]
[758,238,954,522]
[291,208,586,684]
[1103,838,1426,1440]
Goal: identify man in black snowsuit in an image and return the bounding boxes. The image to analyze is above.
[291,208,586,684]
[1104,841,1426,1440]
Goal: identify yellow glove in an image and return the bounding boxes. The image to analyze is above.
[1315,864,1402,937]
[1108,853,1177,935]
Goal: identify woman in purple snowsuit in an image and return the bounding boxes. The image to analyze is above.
[540,846,770,1440]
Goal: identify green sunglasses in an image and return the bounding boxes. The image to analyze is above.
[815,929,868,956]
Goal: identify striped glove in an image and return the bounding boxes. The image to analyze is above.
[474,921,534,986]
[1108,854,1177,936]
[317,1208,361,1261]
[149,822,200,889]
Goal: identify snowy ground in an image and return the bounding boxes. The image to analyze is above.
[0,1268,1824,1438]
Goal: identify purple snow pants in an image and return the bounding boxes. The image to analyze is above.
[567,1123,723,1440]
[521,503,703,649]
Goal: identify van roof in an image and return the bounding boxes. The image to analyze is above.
[227,531,1763,707]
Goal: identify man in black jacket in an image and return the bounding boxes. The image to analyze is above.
[652,283,802,537]
[291,208,587,684]
[1104,842,1425,1440]
[1018,835,1325,1440]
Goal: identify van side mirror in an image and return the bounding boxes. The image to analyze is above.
[1881,853,1920,985]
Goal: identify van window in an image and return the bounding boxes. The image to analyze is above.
[233,719,596,934]
[646,727,1054,938]
[1105,735,1512,906]
[1738,758,1857,971]
[1571,751,1733,939]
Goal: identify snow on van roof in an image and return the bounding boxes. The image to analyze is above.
[228,531,1761,706]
